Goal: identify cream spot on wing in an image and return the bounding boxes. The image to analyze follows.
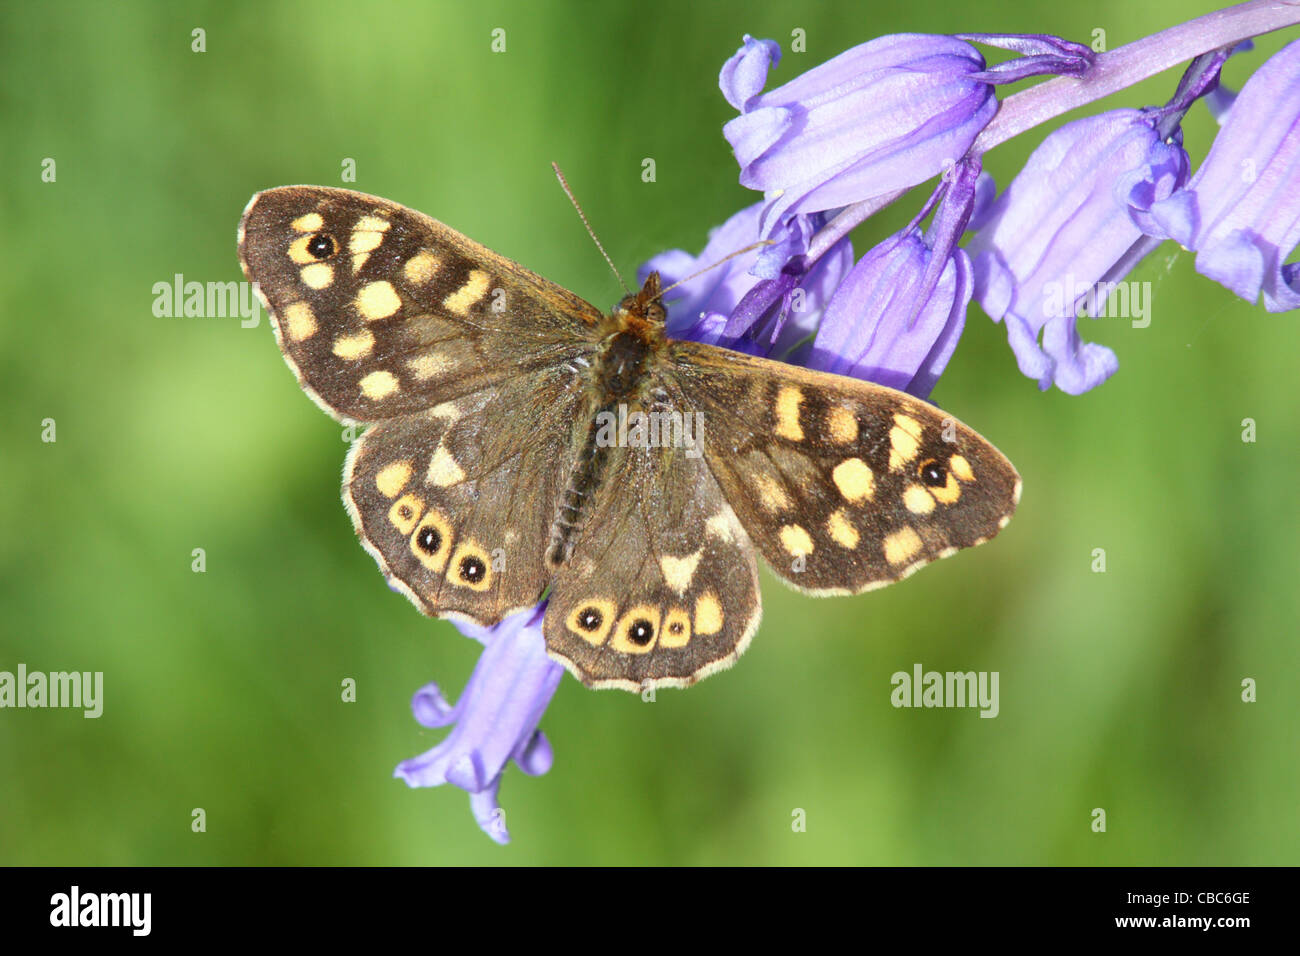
[660,550,702,594]
[827,509,859,549]
[300,262,333,289]
[359,370,399,400]
[356,280,402,321]
[348,225,386,275]
[950,454,974,482]
[661,608,692,648]
[774,386,805,441]
[288,235,316,264]
[706,511,739,542]
[443,269,490,315]
[779,524,814,557]
[355,215,390,233]
[567,599,616,646]
[283,301,316,341]
[883,527,923,566]
[447,540,493,592]
[889,414,923,471]
[828,405,858,444]
[430,402,460,420]
[694,591,724,636]
[404,250,440,285]
[610,606,662,654]
[349,229,385,255]
[754,473,792,513]
[895,412,924,437]
[903,484,936,515]
[426,443,465,487]
[832,458,874,503]
[387,494,423,536]
[931,472,962,505]
[406,352,452,381]
[291,212,323,233]
[332,329,375,359]
[410,510,453,572]
[375,460,413,498]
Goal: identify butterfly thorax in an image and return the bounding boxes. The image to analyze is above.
[596,271,667,395]
[546,274,670,568]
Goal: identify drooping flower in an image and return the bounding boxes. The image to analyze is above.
[395,602,562,845]
[721,33,1091,277]
[967,109,1191,394]
[721,33,994,274]
[808,230,972,399]
[1146,38,1300,312]
[807,156,982,399]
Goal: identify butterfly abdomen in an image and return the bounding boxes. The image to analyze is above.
[546,424,610,568]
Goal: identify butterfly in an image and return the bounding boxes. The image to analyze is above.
[238,186,1020,691]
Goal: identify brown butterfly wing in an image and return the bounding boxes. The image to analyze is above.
[239,185,602,423]
[667,342,1021,595]
[344,370,589,627]
[241,186,605,626]
[543,439,761,690]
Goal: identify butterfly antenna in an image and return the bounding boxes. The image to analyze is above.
[656,240,774,299]
[552,162,629,295]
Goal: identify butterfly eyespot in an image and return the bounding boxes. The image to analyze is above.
[306,233,337,259]
[458,555,486,584]
[668,621,684,636]
[415,526,441,555]
[577,607,603,631]
[919,459,947,487]
[628,618,655,646]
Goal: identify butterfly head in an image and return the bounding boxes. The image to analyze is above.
[614,271,667,331]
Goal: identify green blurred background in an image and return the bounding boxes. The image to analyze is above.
[2,0,1296,865]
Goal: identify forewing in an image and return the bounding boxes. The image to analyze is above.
[544,441,761,691]
[239,185,602,422]
[668,342,1021,595]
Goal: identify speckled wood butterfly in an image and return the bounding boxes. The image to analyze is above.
[239,186,1020,691]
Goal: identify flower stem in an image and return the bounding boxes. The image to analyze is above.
[973,0,1300,156]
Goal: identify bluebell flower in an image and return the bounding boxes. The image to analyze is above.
[808,229,972,400]
[967,109,1191,394]
[721,33,1091,277]
[1147,39,1300,312]
[638,200,769,347]
[722,33,994,274]
[806,155,982,399]
[395,602,562,845]
[640,200,854,359]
